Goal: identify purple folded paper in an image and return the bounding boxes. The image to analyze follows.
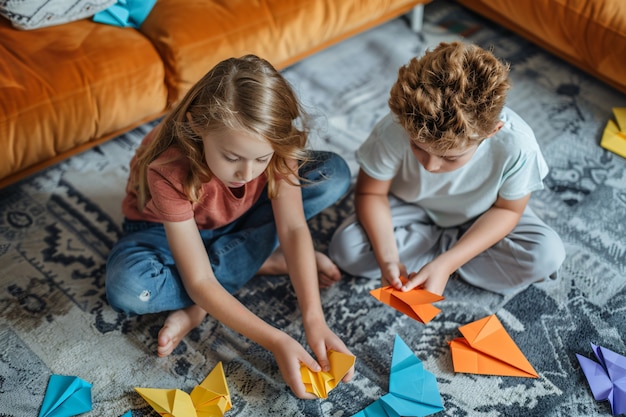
[576,343,626,416]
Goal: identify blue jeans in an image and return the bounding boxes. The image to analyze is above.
[105,151,350,315]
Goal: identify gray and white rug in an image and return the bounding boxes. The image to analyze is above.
[2,1,626,416]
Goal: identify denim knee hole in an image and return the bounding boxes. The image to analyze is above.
[139,290,151,302]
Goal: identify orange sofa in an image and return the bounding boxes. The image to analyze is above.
[456,0,626,96]
[0,0,429,188]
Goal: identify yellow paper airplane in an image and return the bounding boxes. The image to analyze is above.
[300,350,356,398]
[135,361,232,417]
[600,107,626,159]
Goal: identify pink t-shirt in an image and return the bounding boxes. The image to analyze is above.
[122,127,268,230]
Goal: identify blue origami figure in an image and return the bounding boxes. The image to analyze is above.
[576,343,626,416]
[93,0,157,28]
[353,335,444,417]
[38,374,92,417]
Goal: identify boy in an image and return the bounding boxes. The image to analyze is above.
[329,41,565,296]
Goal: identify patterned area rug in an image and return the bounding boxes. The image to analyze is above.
[2,1,626,416]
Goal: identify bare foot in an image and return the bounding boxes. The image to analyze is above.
[258,248,288,275]
[258,248,342,288]
[157,304,207,357]
[315,251,341,288]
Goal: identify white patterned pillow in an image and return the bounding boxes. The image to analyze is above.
[0,0,116,30]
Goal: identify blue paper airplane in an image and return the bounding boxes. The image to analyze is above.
[353,335,444,417]
[38,374,92,417]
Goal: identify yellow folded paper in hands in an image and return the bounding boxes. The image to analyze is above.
[600,107,626,158]
[300,350,356,398]
[135,361,232,417]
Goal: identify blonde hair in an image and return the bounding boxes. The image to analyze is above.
[134,55,309,209]
[388,41,510,153]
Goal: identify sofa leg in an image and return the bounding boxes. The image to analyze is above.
[408,4,424,32]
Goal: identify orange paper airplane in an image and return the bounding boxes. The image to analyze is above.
[370,286,444,324]
[300,350,356,398]
[448,314,538,378]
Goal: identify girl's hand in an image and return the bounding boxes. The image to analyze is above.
[380,261,408,289]
[268,332,321,399]
[304,319,355,383]
[402,260,451,295]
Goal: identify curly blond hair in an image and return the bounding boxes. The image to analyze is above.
[388,41,510,153]
[134,55,310,210]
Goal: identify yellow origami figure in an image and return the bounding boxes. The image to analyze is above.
[601,107,626,159]
[135,361,232,417]
[300,350,356,399]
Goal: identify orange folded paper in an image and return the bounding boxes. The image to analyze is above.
[300,350,356,398]
[370,286,444,324]
[448,314,538,378]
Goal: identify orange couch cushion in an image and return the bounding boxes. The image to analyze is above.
[140,0,429,106]
[456,0,626,95]
[0,16,167,184]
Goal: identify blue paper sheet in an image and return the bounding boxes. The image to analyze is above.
[93,0,157,28]
[38,374,92,417]
[353,335,444,417]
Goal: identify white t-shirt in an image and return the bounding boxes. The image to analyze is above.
[356,107,548,227]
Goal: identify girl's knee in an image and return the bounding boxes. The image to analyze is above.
[301,154,351,218]
[306,152,351,191]
[105,243,164,315]
[105,266,152,315]
[105,285,145,315]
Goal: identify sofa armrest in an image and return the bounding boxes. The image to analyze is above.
[456,0,626,95]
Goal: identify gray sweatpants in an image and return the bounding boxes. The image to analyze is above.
[329,196,566,295]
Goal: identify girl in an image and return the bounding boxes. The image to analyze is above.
[105,55,354,398]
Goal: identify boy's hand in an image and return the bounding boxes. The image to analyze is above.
[380,261,408,289]
[268,332,321,399]
[304,319,355,383]
[403,261,450,295]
